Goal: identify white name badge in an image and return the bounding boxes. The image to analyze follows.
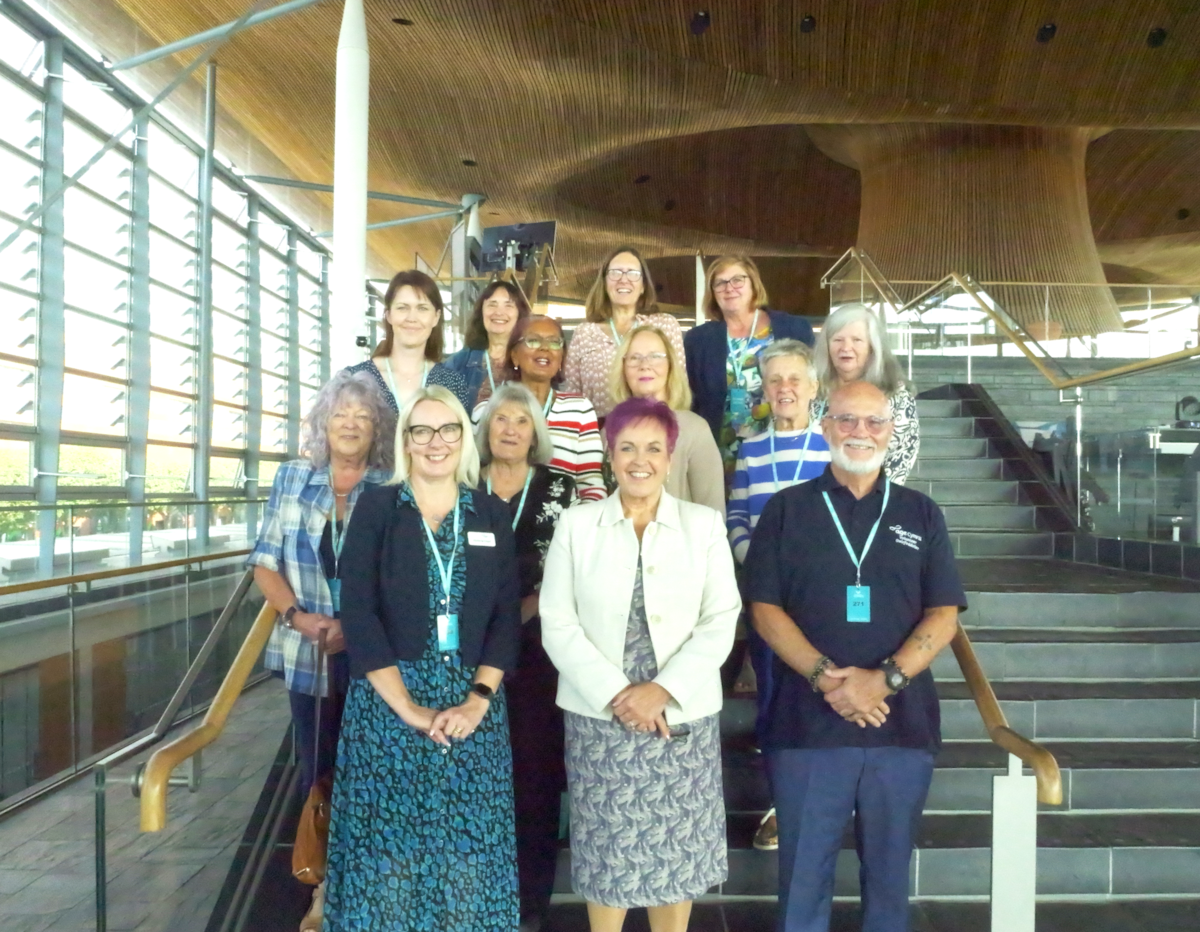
[467,531,496,547]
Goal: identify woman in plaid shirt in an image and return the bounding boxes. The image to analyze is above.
[246,369,395,932]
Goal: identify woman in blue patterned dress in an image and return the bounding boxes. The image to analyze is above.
[540,398,742,932]
[324,384,521,932]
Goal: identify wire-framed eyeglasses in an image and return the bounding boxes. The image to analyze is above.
[823,414,894,435]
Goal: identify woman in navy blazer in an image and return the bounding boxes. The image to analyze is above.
[684,256,814,469]
[323,384,521,932]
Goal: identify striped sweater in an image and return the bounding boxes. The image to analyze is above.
[727,426,831,562]
[475,389,606,502]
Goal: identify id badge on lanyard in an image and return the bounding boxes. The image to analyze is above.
[437,612,460,651]
[423,493,462,653]
[821,480,890,625]
[728,385,751,424]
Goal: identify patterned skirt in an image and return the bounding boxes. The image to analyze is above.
[564,710,727,908]
[323,649,519,932]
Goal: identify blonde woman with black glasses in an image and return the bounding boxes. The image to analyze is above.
[323,385,521,932]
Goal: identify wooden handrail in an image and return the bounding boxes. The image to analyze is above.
[140,603,278,831]
[950,623,1062,805]
[0,548,252,598]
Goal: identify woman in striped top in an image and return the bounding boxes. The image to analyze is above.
[476,315,606,502]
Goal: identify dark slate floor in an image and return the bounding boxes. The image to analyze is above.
[956,557,1200,592]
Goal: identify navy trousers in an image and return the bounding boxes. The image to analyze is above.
[287,650,350,799]
[766,746,935,932]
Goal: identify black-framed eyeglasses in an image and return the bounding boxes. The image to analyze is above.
[519,337,564,351]
[713,274,749,291]
[406,423,464,444]
[606,267,643,282]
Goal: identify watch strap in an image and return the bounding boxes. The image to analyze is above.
[282,605,300,629]
[470,682,494,700]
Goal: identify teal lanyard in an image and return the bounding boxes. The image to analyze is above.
[542,389,554,417]
[821,479,890,587]
[769,424,815,492]
[484,353,496,391]
[609,318,625,346]
[421,492,461,609]
[726,309,760,386]
[328,502,352,572]
[487,468,533,531]
[381,359,429,405]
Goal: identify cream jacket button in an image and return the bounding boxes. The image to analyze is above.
[650,614,662,624]
[647,565,656,574]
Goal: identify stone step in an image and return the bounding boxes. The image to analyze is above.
[962,590,1200,628]
[921,417,980,438]
[912,457,1004,480]
[920,437,991,459]
[942,503,1037,530]
[916,399,965,418]
[931,640,1200,681]
[940,697,1200,741]
[546,900,1200,930]
[962,627,1200,643]
[951,530,1054,556]
[909,478,1022,504]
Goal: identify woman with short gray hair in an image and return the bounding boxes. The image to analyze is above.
[475,381,576,931]
[812,303,920,484]
[247,369,395,932]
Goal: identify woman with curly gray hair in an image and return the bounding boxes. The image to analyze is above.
[246,369,395,932]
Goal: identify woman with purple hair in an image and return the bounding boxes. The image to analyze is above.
[540,397,741,932]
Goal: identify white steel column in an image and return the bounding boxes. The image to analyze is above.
[695,252,705,326]
[990,753,1037,932]
[330,0,369,369]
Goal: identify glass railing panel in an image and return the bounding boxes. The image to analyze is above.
[184,572,266,715]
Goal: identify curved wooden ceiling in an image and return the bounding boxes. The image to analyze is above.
[106,0,1200,298]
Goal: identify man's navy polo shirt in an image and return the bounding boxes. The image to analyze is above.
[744,464,967,754]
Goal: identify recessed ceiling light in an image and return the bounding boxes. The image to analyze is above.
[1036,23,1057,43]
[690,11,710,36]
[664,199,676,211]
[800,15,816,34]
[391,17,414,26]
[462,159,478,167]
[488,211,500,216]
[1178,208,1191,220]
[634,174,651,184]
[1147,27,1168,48]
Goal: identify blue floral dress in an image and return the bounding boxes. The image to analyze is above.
[323,485,519,932]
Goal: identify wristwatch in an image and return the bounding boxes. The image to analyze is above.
[470,682,494,701]
[880,657,911,694]
[282,605,300,629]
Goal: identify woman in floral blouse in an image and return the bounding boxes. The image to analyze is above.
[475,381,576,931]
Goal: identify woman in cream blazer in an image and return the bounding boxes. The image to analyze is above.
[539,397,740,932]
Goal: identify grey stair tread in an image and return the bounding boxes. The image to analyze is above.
[933,741,1200,770]
[544,902,1200,932]
[911,458,1004,478]
[921,418,979,438]
[942,504,1036,529]
[957,558,1200,592]
[910,479,1021,503]
[937,680,1200,701]
[963,627,1200,643]
[919,438,991,458]
[725,812,1200,850]
[951,530,1054,556]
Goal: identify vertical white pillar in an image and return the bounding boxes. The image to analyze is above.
[695,252,705,326]
[990,754,1037,932]
[330,0,369,370]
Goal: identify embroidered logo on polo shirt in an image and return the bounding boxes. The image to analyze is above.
[890,525,922,551]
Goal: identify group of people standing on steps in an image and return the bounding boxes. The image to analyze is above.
[248,246,966,932]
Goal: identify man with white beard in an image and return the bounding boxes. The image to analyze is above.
[744,380,966,932]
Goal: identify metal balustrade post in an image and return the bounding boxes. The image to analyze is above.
[990,753,1037,932]
[1075,387,1083,527]
[95,764,108,932]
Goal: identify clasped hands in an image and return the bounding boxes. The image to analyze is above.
[816,664,892,728]
[395,692,490,746]
[290,611,346,655]
[610,682,672,739]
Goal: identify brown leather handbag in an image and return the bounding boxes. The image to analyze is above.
[293,631,331,885]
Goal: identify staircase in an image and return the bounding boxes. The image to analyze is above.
[548,389,1200,929]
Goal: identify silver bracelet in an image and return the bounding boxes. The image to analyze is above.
[809,655,832,692]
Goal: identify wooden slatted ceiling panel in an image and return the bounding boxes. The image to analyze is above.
[107,0,1200,294]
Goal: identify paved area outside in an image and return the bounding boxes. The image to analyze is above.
[0,680,291,932]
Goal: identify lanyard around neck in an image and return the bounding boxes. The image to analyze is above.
[541,388,554,416]
[382,358,429,405]
[821,479,890,587]
[487,468,533,531]
[484,353,496,391]
[327,502,352,573]
[421,490,461,606]
[769,424,814,492]
[609,317,633,346]
[726,309,760,385]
